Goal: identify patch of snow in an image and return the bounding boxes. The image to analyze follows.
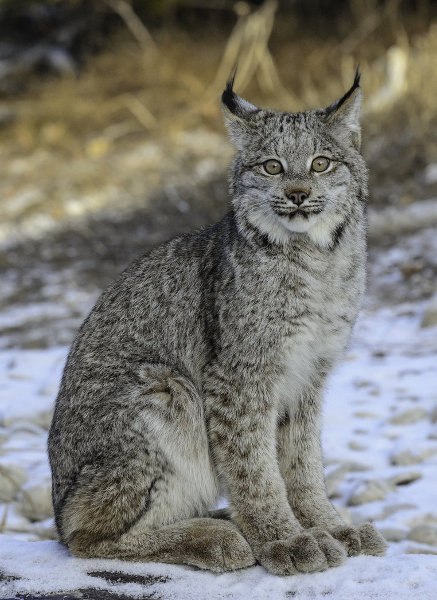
[0,293,437,597]
[0,536,437,599]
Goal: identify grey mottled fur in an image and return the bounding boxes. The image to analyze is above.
[48,72,387,575]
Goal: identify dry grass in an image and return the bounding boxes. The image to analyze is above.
[1,3,436,340]
[1,2,437,219]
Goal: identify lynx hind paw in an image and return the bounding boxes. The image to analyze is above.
[260,531,335,576]
[196,524,256,572]
[357,523,387,556]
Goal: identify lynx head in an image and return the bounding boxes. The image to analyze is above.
[222,71,367,248]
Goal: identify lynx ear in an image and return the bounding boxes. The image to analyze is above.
[221,73,260,150]
[323,69,362,150]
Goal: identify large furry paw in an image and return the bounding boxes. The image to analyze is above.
[357,523,387,556]
[258,529,346,576]
[330,524,361,556]
[191,523,256,572]
[330,523,387,557]
[307,527,347,567]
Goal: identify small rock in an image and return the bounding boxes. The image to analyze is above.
[389,408,428,425]
[379,527,408,542]
[430,406,437,423]
[387,471,422,486]
[19,482,53,522]
[354,411,380,419]
[346,461,370,472]
[428,426,437,440]
[391,448,437,466]
[32,522,59,541]
[377,504,417,520]
[401,262,424,278]
[353,379,372,389]
[348,480,390,506]
[396,395,420,402]
[348,440,368,451]
[33,410,53,430]
[405,545,437,555]
[410,514,437,527]
[421,296,437,328]
[10,420,45,436]
[408,525,437,546]
[368,389,380,397]
[325,465,349,498]
[0,464,28,502]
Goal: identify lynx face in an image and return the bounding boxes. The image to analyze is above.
[235,114,353,234]
[222,72,364,246]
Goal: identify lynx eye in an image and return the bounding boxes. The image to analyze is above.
[263,159,283,175]
[311,156,331,173]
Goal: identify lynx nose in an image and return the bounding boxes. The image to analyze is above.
[286,189,310,205]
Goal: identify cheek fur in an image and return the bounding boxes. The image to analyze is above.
[241,169,281,195]
[315,166,351,203]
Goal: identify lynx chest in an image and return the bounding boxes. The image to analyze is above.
[272,249,364,408]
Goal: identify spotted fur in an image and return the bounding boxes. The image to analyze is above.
[48,73,386,575]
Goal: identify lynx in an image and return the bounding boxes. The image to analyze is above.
[48,71,387,575]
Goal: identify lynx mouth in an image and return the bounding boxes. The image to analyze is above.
[288,210,310,219]
[280,208,323,219]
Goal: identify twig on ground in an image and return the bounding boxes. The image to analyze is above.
[208,0,298,107]
[0,504,8,533]
[121,94,157,130]
[104,93,157,130]
[102,0,157,52]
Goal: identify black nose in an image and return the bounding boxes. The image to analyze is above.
[286,190,309,205]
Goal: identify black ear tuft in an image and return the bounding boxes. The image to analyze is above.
[354,66,361,87]
[221,67,239,115]
[323,67,362,149]
[328,67,361,116]
[220,70,260,148]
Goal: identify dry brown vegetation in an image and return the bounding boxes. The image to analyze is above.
[1,0,437,320]
[2,1,437,211]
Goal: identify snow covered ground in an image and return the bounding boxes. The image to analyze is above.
[1,261,437,598]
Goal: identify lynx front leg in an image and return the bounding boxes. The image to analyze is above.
[205,368,347,575]
[278,386,387,558]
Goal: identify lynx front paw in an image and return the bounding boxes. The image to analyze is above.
[259,530,345,576]
[330,524,361,556]
[307,527,347,567]
[357,523,387,556]
[331,523,387,557]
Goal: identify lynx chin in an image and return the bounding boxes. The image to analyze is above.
[48,70,387,575]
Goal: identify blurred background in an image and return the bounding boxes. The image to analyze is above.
[1,0,437,350]
[1,0,437,552]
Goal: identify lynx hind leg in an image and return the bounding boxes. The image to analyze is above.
[60,368,254,571]
[71,517,255,572]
